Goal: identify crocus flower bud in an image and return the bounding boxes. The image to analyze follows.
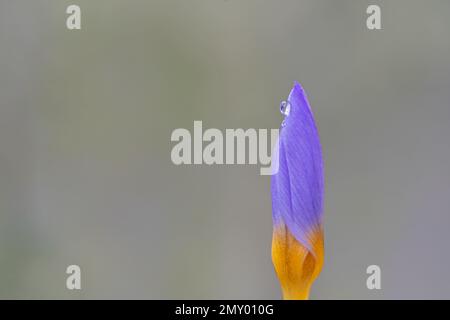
[271,82,324,300]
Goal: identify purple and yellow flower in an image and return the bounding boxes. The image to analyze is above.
[271,82,324,300]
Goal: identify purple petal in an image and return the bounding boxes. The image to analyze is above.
[271,82,324,251]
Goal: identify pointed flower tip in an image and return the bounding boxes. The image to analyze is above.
[271,82,324,300]
[292,80,303,91]
[288,81,314,116]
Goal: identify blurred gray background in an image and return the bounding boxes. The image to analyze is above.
[1,0,450,299]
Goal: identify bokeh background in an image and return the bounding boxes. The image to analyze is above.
[1,0,450,299]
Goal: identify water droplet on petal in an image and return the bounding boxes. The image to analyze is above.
[280,100,291,128]
[280,100,291,116]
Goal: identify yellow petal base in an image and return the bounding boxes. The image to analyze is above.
[271,224,324,300]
